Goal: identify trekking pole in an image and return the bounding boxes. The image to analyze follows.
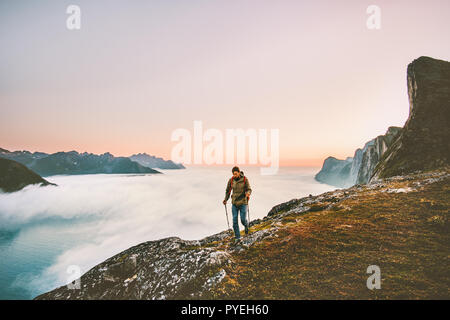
[247,205,250,229]
[224,203,231,231]
[247,196,251,231]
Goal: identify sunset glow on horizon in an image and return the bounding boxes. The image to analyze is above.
[2,0,450,167]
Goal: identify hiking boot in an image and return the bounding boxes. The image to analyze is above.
[245,224,249,235]
[234,238,242,245]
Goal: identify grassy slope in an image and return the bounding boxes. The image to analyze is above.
[206,169,450,299]
[0,157,55,192]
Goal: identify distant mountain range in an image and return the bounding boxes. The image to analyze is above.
[0,158,56,193]
[129,153,185,170]
[316,56,450,188]
[0,149,167,177]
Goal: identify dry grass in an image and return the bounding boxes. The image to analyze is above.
[207,173,450,299]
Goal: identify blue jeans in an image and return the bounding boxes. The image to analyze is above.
[232,204,248,239]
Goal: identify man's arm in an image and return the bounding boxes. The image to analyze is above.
[245,179,252,197]
[224,179,232,202]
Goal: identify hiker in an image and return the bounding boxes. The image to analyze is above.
[222,166,252,242]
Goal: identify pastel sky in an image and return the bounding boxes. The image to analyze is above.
[1,0,450,166]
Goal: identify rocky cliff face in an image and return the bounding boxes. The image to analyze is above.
[371,56,450,180]
[314,156,354,188]
[317,56,450,187]
[315,126,402,187]
[357,127,402,184]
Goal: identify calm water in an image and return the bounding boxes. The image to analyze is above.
[0,166,335,299]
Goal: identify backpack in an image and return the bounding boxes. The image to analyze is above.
[226,172,248,199]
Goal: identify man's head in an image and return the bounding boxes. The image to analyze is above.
[232,166,240,178]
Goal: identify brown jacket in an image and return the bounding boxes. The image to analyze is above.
[224,172,252,206]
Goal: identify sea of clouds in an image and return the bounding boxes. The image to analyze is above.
[0,166,335,298]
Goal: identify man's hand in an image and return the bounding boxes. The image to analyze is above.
[223,200,227,205]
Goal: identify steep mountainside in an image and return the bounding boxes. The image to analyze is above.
[356,127,402,184]
[0,158,56,193]
[371,56,450,180]
[315,127,402,187]
[314,157,353,188]
[317,56,450,188]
